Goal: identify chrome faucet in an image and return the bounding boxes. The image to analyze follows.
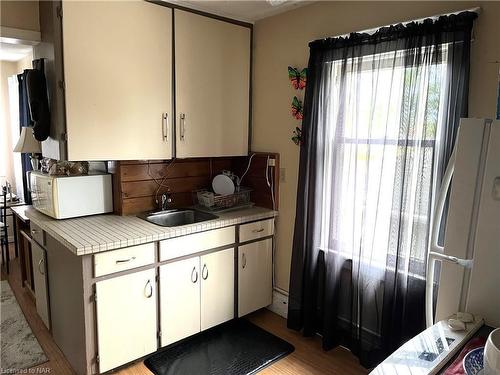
[160,192,172,211]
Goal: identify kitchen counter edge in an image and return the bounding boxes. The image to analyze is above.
[25,206,278,256]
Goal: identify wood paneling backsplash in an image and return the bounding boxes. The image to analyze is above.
[108,153,279,215]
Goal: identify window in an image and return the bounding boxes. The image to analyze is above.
[319,45,449,276]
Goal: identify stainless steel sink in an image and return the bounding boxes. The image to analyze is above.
[139,209,218,227]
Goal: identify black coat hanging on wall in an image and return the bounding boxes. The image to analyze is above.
[26,58,50,141]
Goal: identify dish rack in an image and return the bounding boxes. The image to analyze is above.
[196,187,252,210]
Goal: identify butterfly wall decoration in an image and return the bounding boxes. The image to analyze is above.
[292,127,302,146]
[291,96,304,120]
[288,66,306,146]
[288,66,307,90]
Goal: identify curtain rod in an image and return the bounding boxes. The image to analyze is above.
[312,7,481,42]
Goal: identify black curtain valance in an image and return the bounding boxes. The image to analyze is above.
[309,11,477,62]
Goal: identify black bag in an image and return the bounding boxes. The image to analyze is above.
[26,59,50,141]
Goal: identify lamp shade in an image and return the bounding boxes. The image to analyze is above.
[13,127,41,153]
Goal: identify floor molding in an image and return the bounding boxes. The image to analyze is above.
[267,289,289,319]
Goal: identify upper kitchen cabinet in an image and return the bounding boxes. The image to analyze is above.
[36,2,251,161]
[175,10,251,158]
[61,1,173,161]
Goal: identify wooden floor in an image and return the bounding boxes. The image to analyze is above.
[1,245,74,374]
[2,244,368,375]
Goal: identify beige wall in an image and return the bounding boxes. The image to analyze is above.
[252,1,500,292]
[0,1,39,31]
[0,60,18,187]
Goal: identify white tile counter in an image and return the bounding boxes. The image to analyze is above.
[26,206,277,256]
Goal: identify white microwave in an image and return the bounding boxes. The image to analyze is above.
[30,172,113,219]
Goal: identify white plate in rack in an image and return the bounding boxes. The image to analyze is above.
[212,174,235,195]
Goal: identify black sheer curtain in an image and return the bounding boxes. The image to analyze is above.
[18,72,33,204]
[288,12,476,368]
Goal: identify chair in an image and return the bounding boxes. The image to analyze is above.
[1,186,9,274]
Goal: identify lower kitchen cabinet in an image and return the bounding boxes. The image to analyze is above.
[34,217,274,374]
[160,248,235,346]
[201,248,235,330]
[238,239,273,317]
[31,241,51,330]
[95,269,157,373]
[160,257,201,347]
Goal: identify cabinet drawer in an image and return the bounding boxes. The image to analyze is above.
[160,227,235,261]
[30,221,45,246]
[239,219,274,243]
[94,243,155,277]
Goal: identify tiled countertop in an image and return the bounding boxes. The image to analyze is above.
[26,206,278,256]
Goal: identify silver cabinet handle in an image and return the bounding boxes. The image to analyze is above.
[242,253,246,269]
[191,266,198,283]
[115,256,136,264]
[38,258,45,275]
[252,228,265,233]
[144,279,153,298]
[162,112,169,142]
[202,264,208,280]
[180,113,186,141]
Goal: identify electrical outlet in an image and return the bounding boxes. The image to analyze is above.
[280,168,286,183]
[268,158,276,167]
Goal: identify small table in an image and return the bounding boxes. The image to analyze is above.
[10,205,35,296]
[1,198,25,256]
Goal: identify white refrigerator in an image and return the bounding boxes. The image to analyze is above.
[372,118,500,374]
[431,118,500,328]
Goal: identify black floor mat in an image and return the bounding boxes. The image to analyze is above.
[144,319,295,375]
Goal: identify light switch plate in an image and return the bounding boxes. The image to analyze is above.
[280,168,286,183]
[493,177,500,200]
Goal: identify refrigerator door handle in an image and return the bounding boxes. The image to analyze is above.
[426,253,440,328]
[425,144,457,328]
[430,145,457,254]
[425,252,474,327]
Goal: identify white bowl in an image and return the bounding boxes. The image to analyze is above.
[485,328,500,375]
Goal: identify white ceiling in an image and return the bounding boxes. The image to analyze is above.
[169,0,313,23]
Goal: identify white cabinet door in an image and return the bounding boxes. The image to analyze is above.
[62,1,173,161]
[200,248,234,330]
[95,269,157,373]
[175,10,250,158]
[31,241,50,329]
[160,257,200,347]
[238,239,273,317]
